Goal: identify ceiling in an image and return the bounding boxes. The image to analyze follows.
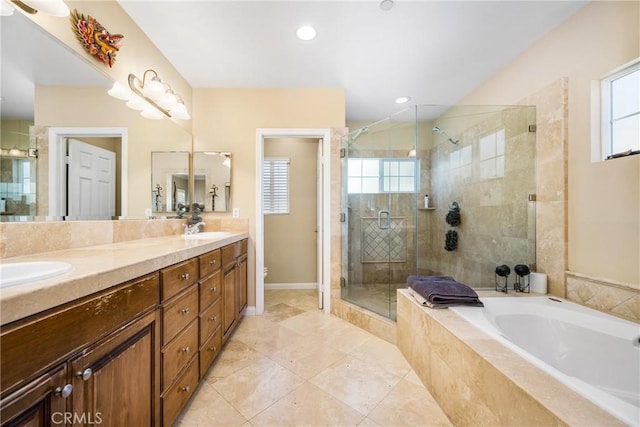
[118,0,587,123]
[1,1,587,123]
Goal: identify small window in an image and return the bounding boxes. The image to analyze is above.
[601,59,640,159]
[478,129,505,179]
[347,158,416,194]
[263,157,290,214]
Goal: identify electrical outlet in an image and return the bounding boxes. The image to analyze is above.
[232,208,239,218]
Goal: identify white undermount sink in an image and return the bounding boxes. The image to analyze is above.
[181,231,232,240]
[0,261,73,288]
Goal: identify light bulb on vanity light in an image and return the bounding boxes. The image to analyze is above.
[140,106,164,120]
[170,101,190,120]
[125,94,147,111]
[107,81,131,101]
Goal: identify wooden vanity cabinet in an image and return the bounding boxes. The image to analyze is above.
[0,237,248,427]
[0,273,160,427]
[220,239,248,343]
[0,365,68,427]
[198,249,223,378]
[159,260,199,427]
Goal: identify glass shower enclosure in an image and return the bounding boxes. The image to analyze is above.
[341,105,537,320]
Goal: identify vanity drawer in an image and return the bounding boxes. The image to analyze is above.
[199,299,221,343]
[161,357,199,427]
[162,286,198,344]
[199,326,222,378]
[162,319,198,391]
[161,258,199,301]
[199,270,221,310]
[199,249,221,279]
[221,240,248,268]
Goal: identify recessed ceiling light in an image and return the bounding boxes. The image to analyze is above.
[380,0,394,11]
[395,96,411,104]
[296,26,317,41]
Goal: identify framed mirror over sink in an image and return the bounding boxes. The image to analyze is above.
[193,152,232,212]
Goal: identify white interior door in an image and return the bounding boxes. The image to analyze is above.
[316,139,323,309]
[68,138,116,218]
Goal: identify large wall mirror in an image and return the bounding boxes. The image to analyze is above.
[1,11,192,221]
[193,152,232,212]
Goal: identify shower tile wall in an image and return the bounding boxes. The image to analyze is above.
[417,107,536,288]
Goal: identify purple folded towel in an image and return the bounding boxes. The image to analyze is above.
[407,275,483,308]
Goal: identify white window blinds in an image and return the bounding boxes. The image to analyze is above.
[263,157,290,214]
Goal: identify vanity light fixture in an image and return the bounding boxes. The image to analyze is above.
[108,69,190,120]
[10,0,69,16]
[1,1,15,16]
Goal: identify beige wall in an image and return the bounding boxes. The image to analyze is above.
[458,1,640,285]
[264,138,319,285]
[192,88,345,306]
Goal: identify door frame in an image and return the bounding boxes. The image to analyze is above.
[48,127,128,217]
[256,128,332,315]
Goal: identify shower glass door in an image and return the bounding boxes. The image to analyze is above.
[341,107,418,320]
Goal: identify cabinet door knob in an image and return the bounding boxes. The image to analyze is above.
[181,307,190,314]
[210,286,216,292]
[181,346,190,354]
[181,272,190,280]
[76,368,93,381]
[181,385,190,393]
[208,346,217,352]
[209,260,216,265]
[54,384,73,399]
[209,316,217,322]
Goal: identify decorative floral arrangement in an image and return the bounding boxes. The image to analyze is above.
[70,9,124,68]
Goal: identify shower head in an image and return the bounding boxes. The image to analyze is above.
[432,126,459,145]
[351,126,369,142]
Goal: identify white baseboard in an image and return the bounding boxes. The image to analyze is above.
[244,306,257,316]
[264,282,317,290]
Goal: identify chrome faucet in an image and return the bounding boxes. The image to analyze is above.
[184,222,206,235]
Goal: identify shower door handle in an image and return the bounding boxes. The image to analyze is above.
[378,210,390,230]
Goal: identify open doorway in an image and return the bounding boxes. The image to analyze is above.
[263,137,319,308]
[255,128,332,316]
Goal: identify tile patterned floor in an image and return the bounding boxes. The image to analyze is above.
[176,290,452,427]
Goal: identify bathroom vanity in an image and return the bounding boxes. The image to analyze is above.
[0,233,248,427]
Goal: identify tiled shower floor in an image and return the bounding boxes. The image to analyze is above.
[175,289,452,426]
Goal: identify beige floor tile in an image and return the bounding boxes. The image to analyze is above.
[204,339,266,383]
[174,382,247,427]
[231,315,306,356]
[211,357,305,419]
[179,290,452,427]
[368,378,453,427]
[358,418,382,426]
[267,333,348,380]
[265,289,319,311]
[261,302,306,323]
[250,382,366,427]
[310,355,403,415]
[349,335,412,378]
[318,321,377,354]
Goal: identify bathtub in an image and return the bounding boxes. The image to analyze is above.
[451,297,640,426]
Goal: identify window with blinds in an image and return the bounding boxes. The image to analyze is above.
[263,157,290,214]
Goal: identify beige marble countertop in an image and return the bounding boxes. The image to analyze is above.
[0,232,249,326]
